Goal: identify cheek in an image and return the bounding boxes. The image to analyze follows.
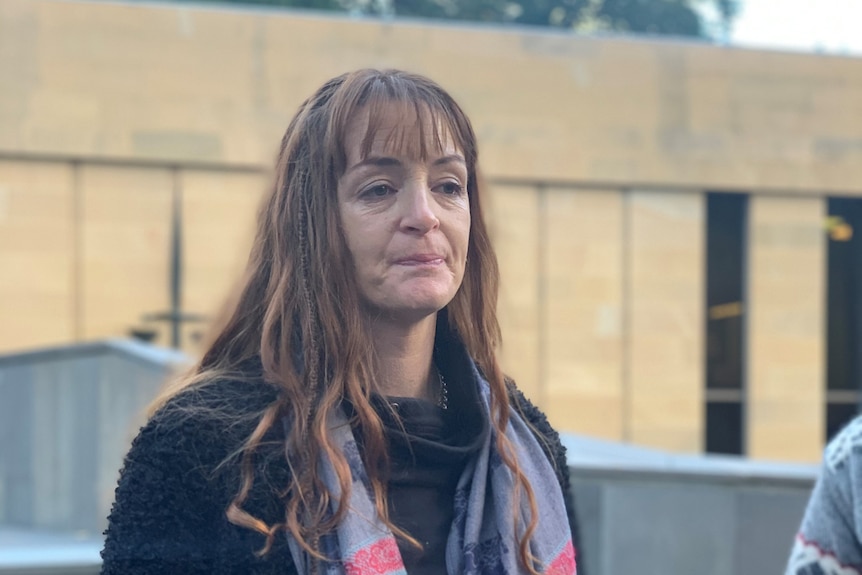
[456,212,471,257]
[340,206,369,246]
[338,212,368,274]
[346,234,374,274]
[342,217,387,278]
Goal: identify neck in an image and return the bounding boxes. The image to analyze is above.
[368,312,439,402]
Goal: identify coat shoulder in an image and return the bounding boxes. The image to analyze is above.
[101,376,291,575]
[506,380,568,475]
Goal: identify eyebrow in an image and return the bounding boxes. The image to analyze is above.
[345,154,466,175]
[431,154,467,167]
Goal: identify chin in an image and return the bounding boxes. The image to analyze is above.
[391,298,450,318]
[371,292,455,323]
[402,286,457,311]
[362,277,461,322]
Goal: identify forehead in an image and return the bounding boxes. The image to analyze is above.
[342,100,462,165]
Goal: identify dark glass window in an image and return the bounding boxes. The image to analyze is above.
[827,403,858,441]
[826,197,862,441]
[705,193,748,455]
[706,401,743,455]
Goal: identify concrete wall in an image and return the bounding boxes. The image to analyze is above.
[543,188,625,440]
[0,340,187,533]
[627,190,704,451]
[747,196,826,461]
[569,459,815,575]
[0,161,76,351]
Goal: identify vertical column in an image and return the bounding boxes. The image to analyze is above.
[628,190,705,452]
[543,188,624,438]
[489,185,542,402]
[0,160,75,352]
[80,166,173,342]
[747,195,825,462]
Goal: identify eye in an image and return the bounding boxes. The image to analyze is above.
[437,181,464,196]
[362,183,396,198]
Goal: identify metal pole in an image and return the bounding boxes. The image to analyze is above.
[170,170,182,349]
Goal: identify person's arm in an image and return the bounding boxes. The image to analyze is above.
[100,408,227,574]
[786,419,862,575]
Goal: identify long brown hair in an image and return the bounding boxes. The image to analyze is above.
[150,69,541,572]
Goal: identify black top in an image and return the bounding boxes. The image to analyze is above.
[365,331,490,574]
[378,396,473,574]
[101,347,581,574]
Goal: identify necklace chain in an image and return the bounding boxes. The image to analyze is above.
[437,365,448,410]
[386,365,447,410]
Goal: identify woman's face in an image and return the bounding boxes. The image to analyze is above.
[337,104,471,324]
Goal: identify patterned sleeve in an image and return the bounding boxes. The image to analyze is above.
[786,417,862,575]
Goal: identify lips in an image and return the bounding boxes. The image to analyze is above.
[394,253,445,265]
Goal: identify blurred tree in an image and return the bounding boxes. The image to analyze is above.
[713,0,740,41]
[595,0,703,36]
[166,0,738,39]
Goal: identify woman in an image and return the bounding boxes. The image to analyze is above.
[101,69,579,575]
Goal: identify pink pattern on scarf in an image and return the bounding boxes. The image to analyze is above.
[344,537,405,575]
[546,540,578,575]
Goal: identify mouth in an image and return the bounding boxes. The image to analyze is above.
[394,254,446,266]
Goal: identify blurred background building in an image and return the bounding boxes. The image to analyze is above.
[2,0,862,468]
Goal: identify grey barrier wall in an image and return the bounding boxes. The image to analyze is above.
[564,435,819,575]
[0,339,822,574]
[0,340,188,535]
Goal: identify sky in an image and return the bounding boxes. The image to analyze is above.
[730,0,862,55]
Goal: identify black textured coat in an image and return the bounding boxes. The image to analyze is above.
[100,377,580,574]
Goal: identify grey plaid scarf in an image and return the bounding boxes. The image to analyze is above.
[284,360,577,575]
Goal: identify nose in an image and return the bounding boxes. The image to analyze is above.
[399,184,439,234]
